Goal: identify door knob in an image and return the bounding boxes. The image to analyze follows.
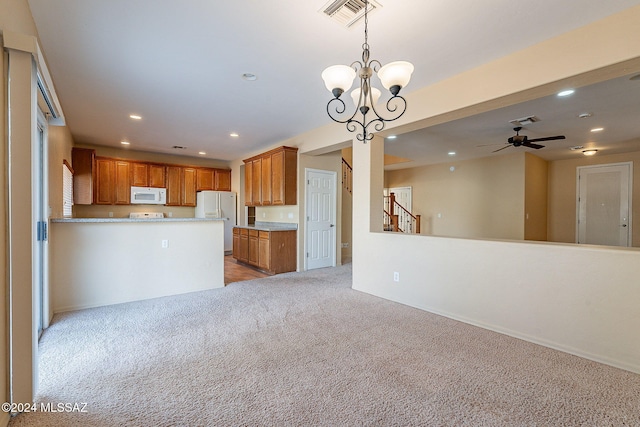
[621,224,628,227]
[330,224,335,227]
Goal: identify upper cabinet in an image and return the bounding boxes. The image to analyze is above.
[215,169,231,192]
[72,147,95,205]
[72,149,232,206]
[244,146,298,207]
[94,157,130,205]
[131,163,166,188]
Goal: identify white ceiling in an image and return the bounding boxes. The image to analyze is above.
[384,73,640,170]
[27,0,640,162]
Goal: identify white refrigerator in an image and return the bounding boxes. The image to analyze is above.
[195,191,237,253]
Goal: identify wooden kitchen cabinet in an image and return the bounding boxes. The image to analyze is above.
[132,162,165,188]
[243,146,297,207]
[114,161,131,204]
[258,231,270,270]
[261,154,272,205]
[76,151,230,207]
[72,147,95,205]
[95,158,130,205]
[271,147,297,205]
[149,164,166,187]
[165,166,182,206]
[215,169,231,191]
[232,227,240,259]
[232,227,296,274]
[248,229,259,265]
[196,168,215,191]
[244,161,254,206]
[182,167,197,206]
[94,157,115,205]
[251,158,262,206]
[131,162,148,187]
[237,228,249,263]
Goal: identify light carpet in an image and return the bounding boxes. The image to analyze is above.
[9,264,640,426]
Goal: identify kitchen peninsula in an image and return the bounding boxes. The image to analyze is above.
[50,217,225,312]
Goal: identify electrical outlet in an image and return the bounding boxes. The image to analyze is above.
[393,272,400,282]
[108,212,113,218]
[162,240,169,248]
[167,212,173,218]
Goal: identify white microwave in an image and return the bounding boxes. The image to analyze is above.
[130,186,167,205]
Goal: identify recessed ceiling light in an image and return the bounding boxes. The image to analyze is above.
[557,89,575,97]
[386,135,397,140]
[121,141,130,145]
[230,133,239,138]
[448,151,456,156]
[129,114,142,120]
[198,151,206,155]
[582,149,598,156]
[242,73,257,81]
[578,112,593,119]
[590,127,604,132]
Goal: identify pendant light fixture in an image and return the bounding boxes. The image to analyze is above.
[321,0,414,142]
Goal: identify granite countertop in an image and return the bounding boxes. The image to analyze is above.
[234,221,298,231]
[51,217,224,223]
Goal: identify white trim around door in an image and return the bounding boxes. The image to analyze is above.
[305,169,337,270]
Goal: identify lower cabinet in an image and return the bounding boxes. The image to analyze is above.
[232,227,296,274]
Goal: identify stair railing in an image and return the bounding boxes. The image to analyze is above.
[342,158,352,194]
[383,193,421,234]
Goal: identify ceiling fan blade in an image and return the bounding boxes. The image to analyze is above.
[492,145,512,153]
[522,142,545,149]
[476,143,503,147]
[527,135,565,143]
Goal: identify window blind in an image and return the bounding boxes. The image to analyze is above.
[63,162,73,217]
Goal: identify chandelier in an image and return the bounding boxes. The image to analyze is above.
[321,0,414,143]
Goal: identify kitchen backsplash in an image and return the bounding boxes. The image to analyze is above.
[255,205,299,223]
[73,204,195,219]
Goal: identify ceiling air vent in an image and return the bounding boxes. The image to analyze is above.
[321,0,381,28]
[509,115,540,127]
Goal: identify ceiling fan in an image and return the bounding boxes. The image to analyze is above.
[492,127,565,153]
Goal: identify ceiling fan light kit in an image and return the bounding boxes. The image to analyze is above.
[321,0,414,142]
[582,149,598,156]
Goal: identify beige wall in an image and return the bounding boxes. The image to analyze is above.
[524,153,549,241]
[75,143,231,169]
[548,149,640,247]
[51,220,224,312]
[385,152,526,240]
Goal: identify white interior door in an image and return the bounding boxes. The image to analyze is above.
[306,169,337,270]
[577,163,632,246]
[385,186,412,212]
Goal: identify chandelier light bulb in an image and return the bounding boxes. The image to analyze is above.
[322,65,357,98]
[377,61,414,95]
[350,86,381,109]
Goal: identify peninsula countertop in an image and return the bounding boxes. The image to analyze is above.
[233,221,298,232]
[51,217,224,223]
